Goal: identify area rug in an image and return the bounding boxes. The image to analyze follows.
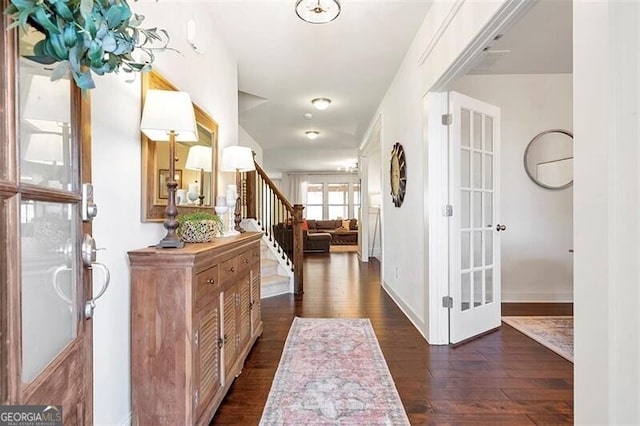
[329,245,358,253]
[502,316,574,362]
[259,317,410,425]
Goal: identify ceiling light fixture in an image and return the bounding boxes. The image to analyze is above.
[295,0,341,24]
[305,130,320,140]
[311,97,332,110]
[304,112,313,120]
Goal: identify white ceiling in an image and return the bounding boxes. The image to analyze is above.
[469,0,572,75]
[205,0,432,173]
[203,0,572,174]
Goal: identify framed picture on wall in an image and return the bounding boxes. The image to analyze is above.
[158,169,182,199]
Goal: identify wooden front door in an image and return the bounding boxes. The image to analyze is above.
[1,10,94,424]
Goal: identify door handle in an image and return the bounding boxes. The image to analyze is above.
[85,262,110,319]
[496,224,507,232]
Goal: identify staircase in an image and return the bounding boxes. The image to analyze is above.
[242,219,293,298]
[260,241,291,298]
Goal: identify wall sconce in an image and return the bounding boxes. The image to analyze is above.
[221,146,256,233]
[184,145,212,206]
[141,90,198,248]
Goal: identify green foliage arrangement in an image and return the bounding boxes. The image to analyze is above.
[5,0,171,90]
[178,212,224,243]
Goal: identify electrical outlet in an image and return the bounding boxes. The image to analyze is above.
[395,266,399,279]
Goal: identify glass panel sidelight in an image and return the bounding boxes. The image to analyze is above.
[461,109,470,147]
[461,190,470,229]
[473,112,482,150]
[461,231,471,270]
[473,230,482,268]
[485,230,493,266]
[484,193,493,228]
[484,116,493,152]
[21,200,78,383]
[18,65,74,191]
[472,191,482,229]
[485,268,494,304]
[461,273,471,311]
[473,270,483,308]
[485,154,493,190]
[461,150,470,188]
[473,152,482,189]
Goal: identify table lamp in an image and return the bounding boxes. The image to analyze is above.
[220,146,255,233]
[184,145,212,206]
[141,89,198,248]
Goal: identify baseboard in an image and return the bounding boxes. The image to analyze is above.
[502,302,573,316]
[381,281,428,341]
[502,292,573,302]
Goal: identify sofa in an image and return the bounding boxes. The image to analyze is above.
[272,223,332,254]
[306,219,358,245]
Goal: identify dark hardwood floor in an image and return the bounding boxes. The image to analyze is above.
[212,253,573,425]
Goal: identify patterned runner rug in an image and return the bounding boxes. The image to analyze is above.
[260,318,410,425]
[502,316,574,362]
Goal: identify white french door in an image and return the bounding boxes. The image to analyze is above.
[448,91,502,344]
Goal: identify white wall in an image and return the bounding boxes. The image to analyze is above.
[574,1,640,423]
[371,17,427,335]
[239,125,263,166]
[451,74,573,302]
[91,4,238,424]
[363,0,507,341]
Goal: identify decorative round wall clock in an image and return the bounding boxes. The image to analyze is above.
[390,142,407,207]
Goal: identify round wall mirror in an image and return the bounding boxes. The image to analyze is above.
[523,129,573,190]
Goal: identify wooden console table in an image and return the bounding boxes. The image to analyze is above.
[128,232,263,425]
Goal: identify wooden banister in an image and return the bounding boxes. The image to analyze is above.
[245,159,303,296]
[253,162,293,211]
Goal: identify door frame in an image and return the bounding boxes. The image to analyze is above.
[423,0,533,344]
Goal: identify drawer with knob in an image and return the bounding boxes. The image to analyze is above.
[220,257,238,285]
[195,265,219,305]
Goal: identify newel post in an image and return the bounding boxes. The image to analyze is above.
[293,204,304,298]
[246,151,257,219]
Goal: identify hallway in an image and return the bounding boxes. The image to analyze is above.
[212,253,573,425]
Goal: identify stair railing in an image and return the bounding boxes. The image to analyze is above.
[245,161,304,297]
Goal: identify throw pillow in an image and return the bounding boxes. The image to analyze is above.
[302,219,309,230]
[341,219,350,231]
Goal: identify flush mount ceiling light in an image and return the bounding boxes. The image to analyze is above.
[296,0,341,24]
[311,97,332,110]
[305,130,320,140]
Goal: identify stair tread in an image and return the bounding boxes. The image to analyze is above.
[261,258,278,266]
[261,274,290,284]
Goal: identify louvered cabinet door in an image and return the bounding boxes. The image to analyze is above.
[250,266,261,337]
[193,302,222,420]
[239,274,252,350]
[222,288,238,381]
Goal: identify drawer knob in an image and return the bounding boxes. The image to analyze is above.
[244,259,249,264]
[229,266,235,273]
[207,278,215,285]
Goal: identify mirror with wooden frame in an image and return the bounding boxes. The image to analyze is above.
[141,70,218,222]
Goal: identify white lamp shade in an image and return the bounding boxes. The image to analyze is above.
[221,146,255,172]
[24,133,64,164]
[185,145,212,172]
[23,75,70,131]
[140,90,198,142]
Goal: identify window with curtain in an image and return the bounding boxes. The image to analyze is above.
[305,183,323,220]
[328,183,348,219]
[353,182,361,220]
